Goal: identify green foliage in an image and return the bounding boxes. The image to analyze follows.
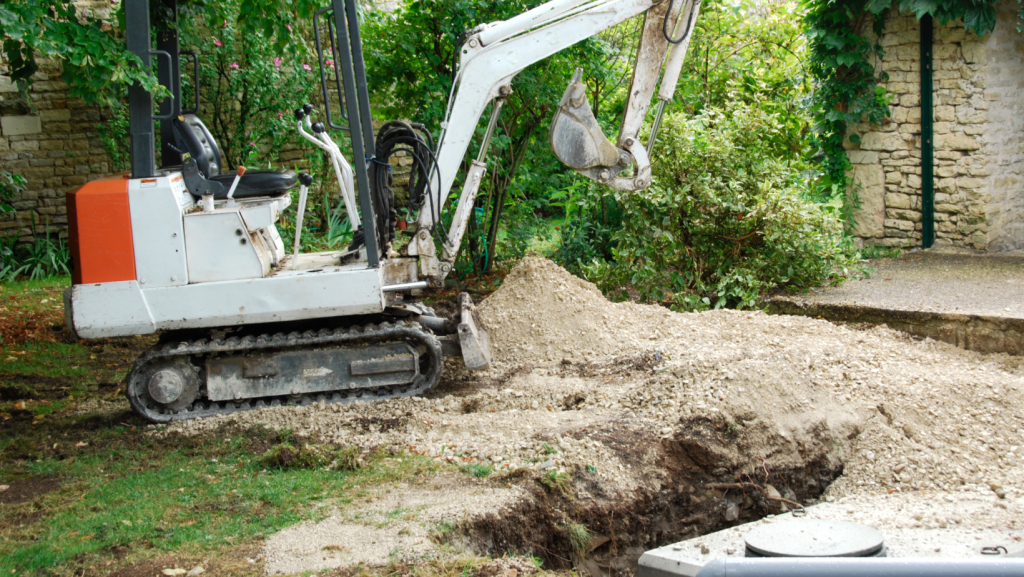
[539,469,574,497]
[1,215,71,283]
[178,5,319,171]
[588,104,857,311]
[363,0,631,273]
[675,0,810,155]
[96,106,130,173]
[460,463,493,478]
[803,0,1000,195]
[0,0,166,108]
[566,522,591,557]
[0,170,25,215]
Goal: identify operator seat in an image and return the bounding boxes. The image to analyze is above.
[171,114,297,199]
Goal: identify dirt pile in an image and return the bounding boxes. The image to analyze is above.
[162,257,1024,572]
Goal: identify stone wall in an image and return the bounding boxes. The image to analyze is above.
[845,0,1024,251]
[982,1,1024,250]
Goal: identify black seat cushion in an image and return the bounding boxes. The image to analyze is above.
[208,170,297,199]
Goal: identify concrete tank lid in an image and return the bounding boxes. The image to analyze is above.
[744,519,884,558]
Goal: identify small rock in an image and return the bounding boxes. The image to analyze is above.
[162,570,187,576]
[725,502,740,522]
[660,427,673,436]
[538,460,555,470]
[894,463,907,473]
[0,485,8,493]
[726,548,736,555]
[701,544,710,554]
[187,567,205,576]
[864,451,876,462]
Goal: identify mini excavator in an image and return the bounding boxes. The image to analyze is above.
[64,0,703,422]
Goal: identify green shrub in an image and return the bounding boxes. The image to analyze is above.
[587,104,857,311]
[1,216,71,283]
[1,170,25,215]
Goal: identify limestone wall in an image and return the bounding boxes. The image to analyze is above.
[845,1,1024,251]
[846,11,989,249]
[982,1,1024,250]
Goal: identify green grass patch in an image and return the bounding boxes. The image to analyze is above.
[0,428,438,575]
[459,463,493,478]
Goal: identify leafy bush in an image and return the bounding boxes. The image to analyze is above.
[1,170,25,215]
[586,104,858,311]
[1,216,71,283]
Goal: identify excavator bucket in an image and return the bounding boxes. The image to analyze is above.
[550,69,625,171]
[457,293,492,371]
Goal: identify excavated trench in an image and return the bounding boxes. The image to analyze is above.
[454,413,845,576]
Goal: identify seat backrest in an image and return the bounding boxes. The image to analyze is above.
[171,114,223,177]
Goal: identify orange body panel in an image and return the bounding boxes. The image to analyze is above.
[66,174,136,285]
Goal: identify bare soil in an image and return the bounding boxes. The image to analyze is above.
[160,258,1024,575]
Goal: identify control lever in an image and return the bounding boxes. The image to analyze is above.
[292,173,313,269]
[225,165,246,202]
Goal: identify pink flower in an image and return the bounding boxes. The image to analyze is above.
[230,62,239,69]
[286,24,292,31]
[223,20,228,26]
[249,141,256,147]
[278,112,284,118]
[302,64,311,71]
[213,38,222,47]
[274,56,282,68]
[326,59,334,69]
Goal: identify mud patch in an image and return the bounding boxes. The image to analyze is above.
[0,476,61,505]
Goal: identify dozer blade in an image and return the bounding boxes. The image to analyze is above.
[550,68,625,172]
[457,293,492,371]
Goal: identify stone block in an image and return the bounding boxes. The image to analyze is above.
[933,105,955,122]
[888,209,922,222]
[39,109,71,122]
[11,140,39,152]
[39,140,64,151]
[936,177,958,193]
[847,150,879,164]
[961,42,985,64]
[886,193,912,209]
[860,132,906,151]
[958,177,985,190]
[932,44,959,60]
[1,115,42,136]
[900,94,920,107]
[847,163,886,238]
[885,171,903,184]
[964,124,985,135]
[936,134,980,151]
[935,202,964,214]
[938,27,965,43]
[885,218,915,231]
[906,174,922,188]
[936,166,957,178]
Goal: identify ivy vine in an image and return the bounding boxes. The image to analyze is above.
[803,0,1000,197]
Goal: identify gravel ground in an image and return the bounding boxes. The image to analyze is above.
[159,257,1024,571]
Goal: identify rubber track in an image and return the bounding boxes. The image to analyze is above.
[125,321,443,423]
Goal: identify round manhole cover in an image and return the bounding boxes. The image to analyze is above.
[744,519,885,557]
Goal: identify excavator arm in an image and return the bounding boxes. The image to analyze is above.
[407,0,703,280]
